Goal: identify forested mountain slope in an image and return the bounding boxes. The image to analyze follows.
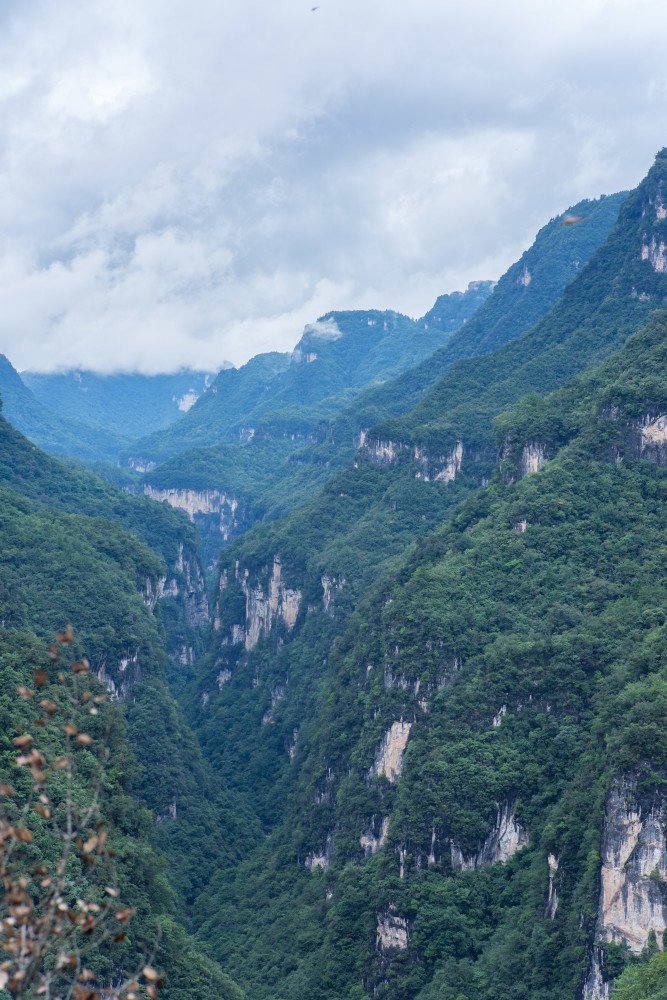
[188,306,667,1000]
[171,150,667,999]
[22,368,216,440]
[132,192,624,570]
[0,407,256,997]
[123,283,493,471]
[0,354,127,462]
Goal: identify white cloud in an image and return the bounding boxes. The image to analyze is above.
[1,0,667,372]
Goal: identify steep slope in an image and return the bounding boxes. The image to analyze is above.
[0,355,127,462]
[193,159,656,648]
[22,368,216,439]
[121,303,467,473]
[188,307,667,1000]
[0,406,263,914]
[0,461,248,996]
[419,280,495,333]
[136,188,626,565]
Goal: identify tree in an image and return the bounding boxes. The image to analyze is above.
[0,628,163,1000]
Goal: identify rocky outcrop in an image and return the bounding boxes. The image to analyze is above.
[126,458,157,473]
[262,683,286,724]
[376,909,408,951]
[545,853,559,919]
[141,575,165,612]
[322,574,345,615]
[583,780,667,1000]
[369,722,412,784]
[517,264,532,287]
[360,817,390,857]
[96,648,139,702]
[183,556,210,628]
[143,486,240,540]
[638,413,667,466]
[520,441,548,477]
[451,802,530,871]
[305,833,334,872]
[642,235,667,273]
[361,438,405,466]
[414,441,463,483]
[241,557,302,651]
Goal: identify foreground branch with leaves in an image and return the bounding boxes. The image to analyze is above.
[0,628,163,1000]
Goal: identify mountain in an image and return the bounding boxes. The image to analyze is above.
[196,308,667,1000]
[172,151,667,998]
[22,368,217,440]
[119,301,482,472]
[0,405,258,997]
[130,190,626,570]
[419,279,495,333]
[0,354,127,462]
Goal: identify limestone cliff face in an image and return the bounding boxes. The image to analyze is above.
[125,457,157,473]
[376,909,409,952]
[229,556,302,651]
[414,441,464,483]
[583,780,667,1000]
[321,573,345,615]
[637,413,667,466]
[360,817,390,857]
[450,802,530,871]
[369,721,412,784]
[305,833,334,872]
[360,438,405,467]
[143,485,240,540]
[96,647,139,702]
[519,440,548,477]
[641,235,667,272]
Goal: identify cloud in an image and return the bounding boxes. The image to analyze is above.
[1,0,667,372]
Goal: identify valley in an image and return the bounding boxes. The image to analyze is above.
[2,152,667,1000]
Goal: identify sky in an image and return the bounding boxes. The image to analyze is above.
[2,0,667,373]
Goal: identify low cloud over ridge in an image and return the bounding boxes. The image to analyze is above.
[2,0,667,373]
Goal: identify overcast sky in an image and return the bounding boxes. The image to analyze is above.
[2,0,667,373]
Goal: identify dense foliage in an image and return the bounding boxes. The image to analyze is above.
[183,310,667,1000]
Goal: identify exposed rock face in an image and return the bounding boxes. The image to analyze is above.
[96,648,139,702]
[141,576,164,611]
[305,833,334,872]
[242,557,302,651]
[183,556,210,628]
[638,413,667,466]
[414,441,464,483]
[492,705,507,728]
[520,441,548,477]
[360,817,390,857]
[518,264,532,287]
[126,458,157,473]
[583,780,667,1000]
[262,684,286,725]
[642,235,667,272]
[370,722,412,784]
[451,802,530,871]
[545,853,559,919]
[362,438,405,466]
[321,573,345,615]
[143,485,239,540]
[376,910,409,951]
